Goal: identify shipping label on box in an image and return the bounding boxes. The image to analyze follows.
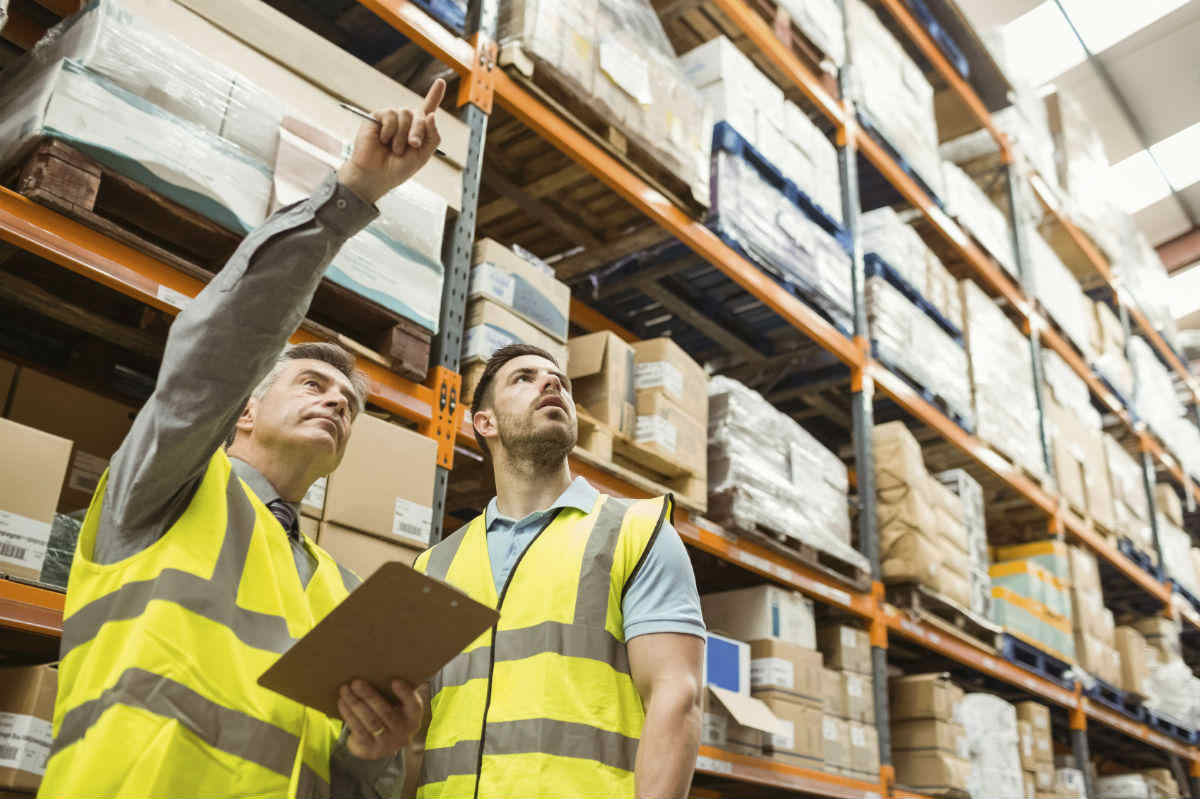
[749,639,822,706]
[0,420,72,582]
[0,664,56,791]
[470,239,570,343]
[0,511,50,579]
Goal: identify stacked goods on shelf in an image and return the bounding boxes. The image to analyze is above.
[1115,228,1179,353]
[775,0,846,70]
[816,625,878,780]
[1039,349,1117,531]
[1132,616,1200,729]
[961,281,1045,479]
[305,414,438,573]
[707,377,866,572]
[781,99,844,225]
[845,0,944,199]
[1013,701,1055,796]
[461,239,571,404]
[1139,768,1180,799]
[1065,546,1120,687]
[1129,337,1184,445]
[0,664,57,793]
[874,422,972,608]
[699,586,821,764]
[0,0,452,339]
[1102,435,1155,556]
[1113,625,1149,698]
[989,541,1075,663]
[497,0,711,206]
[936,469,991,618]
[941,162,1018,278]
[1026,230,1092,356]
[1160,415,1200,484]
[890,673,970,794]
[861,207,964,327]
[1089,301,1135,403]
[1054,767,1087,799]
[1153,484,1200,599]
[1096,774,1150,799]
[698,629,787,757]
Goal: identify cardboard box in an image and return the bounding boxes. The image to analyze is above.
[1018,720,1036,769]
[463,299,569,369]
[873,421,928,494]
[1023,769,1037,799]
[299,515,319,540]
[470,239,570,343]
[701,685,781,756]
[7,369,136,513]
[822,668,845,719]
[1155,484,1183,527]
[631,338,708,426]
[818,625,871,674]
[317,521,422,580]
[890,673,963,722]
[701,586,816,649]
[849,721,879,776]
[822,715,850,771]
[0,664,56,792]
[1016,701,1051,736]
[0,419,72,582]
[1035,761,1054,791]
[622,392,707,478]
[322,414,437,548]
[1115,626,1148,696]
[839,671,875,724]
[749,638,823,707]
[567,332,636,439]
[755,691,824,769]
[892,749,970,793]
[705,632,751,695]
[892,720,966,756]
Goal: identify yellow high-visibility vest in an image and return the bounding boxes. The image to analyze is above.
[414,492,672,798]
[39,451,357,798]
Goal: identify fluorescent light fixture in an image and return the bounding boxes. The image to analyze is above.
[1001,3,1087,86]
[1169,264,1200,319]
[1150,121,1200,192]
[1057,0,1189,54]
[1107,150,1173,214]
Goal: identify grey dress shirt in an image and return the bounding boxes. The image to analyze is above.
[89,172,402,797]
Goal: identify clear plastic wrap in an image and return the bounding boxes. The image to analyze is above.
[866,276,973,427]
[499,0,711,205]
[782,100,843,224]
[861,208,928,296]
[776,0,845,67]
[707,377,866,572]
[1097,775,1150,799]
[1090,300,1135,402]
[1159,416,1200,483]
[40,512,84,591]
[1027,230,1092,356]
[710,147,853,331]
[1041,349,1100,430]
[846,0,943,199]
[1118,232,1178,351]
[961,281,1044,477]
[954,693,1025,799]
[1144,659,1200,729]
[1129,337,1184,443]
[941,162,1017,277]
[1159,518,1200,597]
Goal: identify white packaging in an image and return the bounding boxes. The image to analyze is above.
[701,585,816,649]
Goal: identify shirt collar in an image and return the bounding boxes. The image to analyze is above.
[484,476,599,530]
[228,456,303,520]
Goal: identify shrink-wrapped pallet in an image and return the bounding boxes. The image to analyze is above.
[942,162,1017,278]
[955,693,1025,799]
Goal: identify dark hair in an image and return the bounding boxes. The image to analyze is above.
[470,343,560,459]
[226,342,368,446]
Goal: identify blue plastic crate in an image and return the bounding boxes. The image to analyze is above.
[904,0,969,79]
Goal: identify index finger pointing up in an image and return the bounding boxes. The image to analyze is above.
[422,78,447,115]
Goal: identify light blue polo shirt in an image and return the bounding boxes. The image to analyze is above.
[483,477,706,641]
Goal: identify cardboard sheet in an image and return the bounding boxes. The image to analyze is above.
[259,562,498,717]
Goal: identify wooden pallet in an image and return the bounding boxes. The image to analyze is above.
[10,138,432,381]
[887,581,1001,653]
[998,632,1075,687]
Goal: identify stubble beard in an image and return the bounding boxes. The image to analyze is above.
[497,407,577,471]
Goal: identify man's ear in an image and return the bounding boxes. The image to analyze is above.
[473,408,497,442]
[235,397,258,438]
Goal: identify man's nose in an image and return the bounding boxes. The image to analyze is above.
[324,390,348,413]
[539,373,564,393]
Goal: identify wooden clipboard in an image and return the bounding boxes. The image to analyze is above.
[258,561,499,717]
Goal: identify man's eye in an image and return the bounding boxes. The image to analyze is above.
[305,380,320,389]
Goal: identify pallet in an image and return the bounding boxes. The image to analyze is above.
[887,581,1001,653]
[1169,580,1200,615]
[11,138,431,381]
[1084,678,1146,722]
[649,0,841,121]
[1117,538,1163,581]
[998,632,1075,689]
[1145,709,1198,744]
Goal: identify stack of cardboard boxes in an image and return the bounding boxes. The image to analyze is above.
[1103,435,1154,556]
[860,208,963,328]
[302,414,437,577]
[461,239,571,406]
[936,469,991,618]
[1067,546,1120,687]
[874,422,972,608]
[1026,231,1092,358]
[989,541,1075,663]
[890,673,969,794]
[0,664,57,794]
[1016,701,1056,795]
[817,625,878,781]
[1153,484,1200,598]
[1114,625,1150,698]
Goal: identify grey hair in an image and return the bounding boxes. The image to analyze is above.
[226,342,369,446]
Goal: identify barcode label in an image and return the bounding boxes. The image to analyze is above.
[393,497,433,546]
[0,511,49,572]
[0,543,26,560]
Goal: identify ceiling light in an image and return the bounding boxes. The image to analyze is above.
[1149,121,1200,192]
[1107,150,1173,214]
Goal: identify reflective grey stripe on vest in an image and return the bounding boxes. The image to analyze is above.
[431,620,629,696]
[423,521,471,580]
[573,496,632,627]
[60,476,296,659]
[421,718,639,784]
[336,563,361,594]
[48,667,330,798]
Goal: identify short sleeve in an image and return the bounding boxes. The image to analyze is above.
[621,519,706,641]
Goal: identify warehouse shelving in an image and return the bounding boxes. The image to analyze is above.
[1,0,1199,794]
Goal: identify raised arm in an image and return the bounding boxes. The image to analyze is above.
[93,80,446,564]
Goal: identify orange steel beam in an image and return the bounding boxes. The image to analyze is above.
[854,130,1032,321]
[873,0,1010,158]
[355,0,474,74]
[0,187,439,428]
[569,298,639,343]
[1141,431,1199,506]
[708,0,845,126]
[491,70,865,369]
[0,580,64,639]
[696,746,885,799]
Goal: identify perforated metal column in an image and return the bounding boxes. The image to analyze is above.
[1069,728,1096,799]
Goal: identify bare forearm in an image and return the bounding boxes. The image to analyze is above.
[634,686,701,799]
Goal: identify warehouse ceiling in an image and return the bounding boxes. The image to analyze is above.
[957,0,1200,327]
